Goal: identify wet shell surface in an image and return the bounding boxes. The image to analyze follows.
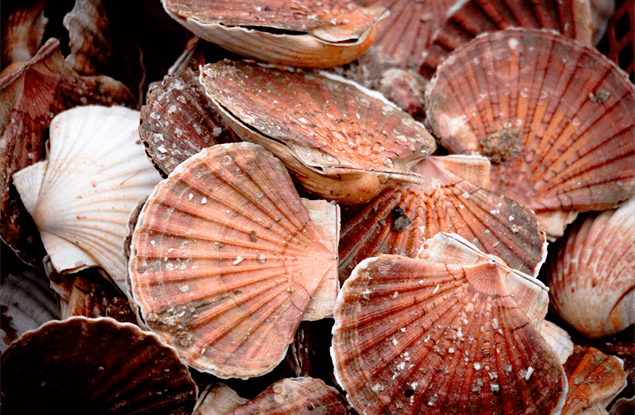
[562,346,627,415]
[129,142,337,379]
[1,316,197,414]
[200,60,436,204]
[331,232,565,415]
[139,68,239,177]
[338,155,547,282]
[546,198,635,339]
[162,0,380,68]
[0,38,136,270]
[425,28,635,238]
[12,105,162,291]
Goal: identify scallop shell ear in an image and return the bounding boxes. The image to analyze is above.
[425,28,635,238]
[332,233,565,415]
[1,317,198,414]
[129,142,338,379]
[200,60,436,205]
[12,105,163,291]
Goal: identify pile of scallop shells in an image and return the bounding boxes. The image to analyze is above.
[2,0,633,414]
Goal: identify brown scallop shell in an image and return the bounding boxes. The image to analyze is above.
[162,0,381,68]
[338,155,547,282]
[332,233,565,415]
[63,0,112,75]
[200,60,436,204]
[129,142,337,379]
[139,68,240,177]
[546,198,635,340]
[425,28,635,238]
[0,38,136,270]
[1,0,48,66]
[562,346,627,415]
[1,316,197,414]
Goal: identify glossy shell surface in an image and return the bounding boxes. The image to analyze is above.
[1,316,197,414]
[129,143,337,379]
[200,60,436,204]
[546,198,635,339]
[332,233,565,415]
[426,28,635,237]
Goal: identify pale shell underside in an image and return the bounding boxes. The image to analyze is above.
[332,238,565,415]
[425,28,635,236]
[1,316,197,414]
[130,143,337,379]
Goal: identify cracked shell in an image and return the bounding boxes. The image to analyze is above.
[200,60,436,204]
[129,142,338,379]
[1,316,197,414]
[162,0,381,69]
[332,233,566,415]
[425,28,635,238]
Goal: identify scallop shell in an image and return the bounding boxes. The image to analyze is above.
[194,382,248,415]
[129,142,338,379]
[139,68,240,177]
[162,0,381,68]
[1,0,48,65]
[1,316,197,414]
[425,28,635,238]
[562,346,627,415]
[539,320,574,365]
[332,232,565,415]
[63,0,112,75]
[339,155,547,282]
[12,105,162,291]
[229,377,353,415]
[0,38,136,270]
[200,60,436,204]
[546,198,635,339]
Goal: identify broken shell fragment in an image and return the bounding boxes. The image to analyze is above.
[139,68,240,177]
[562,346,627,415]
[332,233,565,415]
[546,198,635,339]
[425,28,635,238]
[1,316,197,414]
[12,105,162,291]
[162,0,381,68]
[338,155,547,282]
[200,60,436,204]
[129,142,338,379]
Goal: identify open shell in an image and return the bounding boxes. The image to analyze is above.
[200,60,436,204]
[129,142,337,379]
[331,232,565,415]
[546,198,635,339]
[425,28,635,238]
[162,0,381,68]
[339,155,547,281]
[12,105,162,291]
[1,316,197,414]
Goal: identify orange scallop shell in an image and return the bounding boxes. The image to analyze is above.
[332,233,565,415]
[425,28,635,237]
[129,142,337,379]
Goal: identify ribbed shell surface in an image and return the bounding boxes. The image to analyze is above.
[129,143,337,379]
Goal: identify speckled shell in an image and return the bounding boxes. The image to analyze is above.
[562,346,627,415]
[1,316,197,414]
[425,28,635,238]
[139,68,240,177]
[200,60,436,204]
[1,0,48,65]
[129,142,337,379]
[162,0,380,68]
[546,198,635,340]
[0,38,136,270]
[332,233,565,415]
[230,377,353,415]
[338,155,547,282]
[12,105,162,291]
[63,0,111,75]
